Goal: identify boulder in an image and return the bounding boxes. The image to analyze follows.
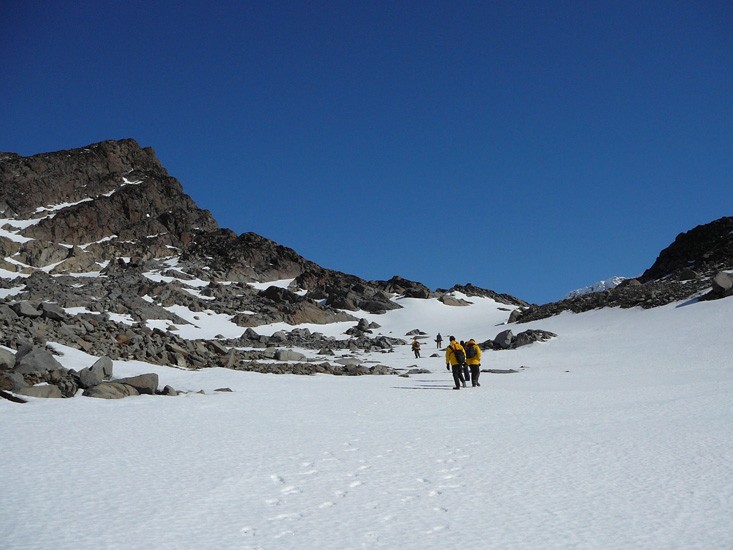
[14,347,64,375]
[39,302,67,321]
[112,373,159,395]
[439,294,470,307]
[1,372,28,391]
[17,384,63,398]
[0,348,15,371]
[160,385,178,396]
[515,329,558,348]
[494,329,515,350]
[11,301,41,319]
[507,309,522,323]
[78,367,104,389]
[90,356,114,379]
[711,271,733,299]
[56,376,79,397]
[83,382,140,399]
[16,240,69,268]
[0,304,18,322]
[274,349,307,362]
[207,340,229,355]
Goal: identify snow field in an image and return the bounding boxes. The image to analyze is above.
[2,296,732,549]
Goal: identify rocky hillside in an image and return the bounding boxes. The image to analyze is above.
[1,138,728,399]
[515,217,733,323]
[0,139,523,397]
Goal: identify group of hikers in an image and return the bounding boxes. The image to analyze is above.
[410,332,482,390]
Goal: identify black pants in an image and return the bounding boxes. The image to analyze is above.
[470,364,480,386]
[451,365,465,388]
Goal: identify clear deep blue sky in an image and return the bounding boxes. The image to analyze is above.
[2,1,731,304]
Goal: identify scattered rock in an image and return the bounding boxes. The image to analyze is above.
[708,271,733,299]
[113,373,159,395]
[14,347,64,375]
[493,330,514,350]
[0,348,15,370]
[439,294,471,307]
[79,367,104,389]
[83,382,140,399]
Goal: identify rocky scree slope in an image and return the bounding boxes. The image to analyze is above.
[0,139,516,396]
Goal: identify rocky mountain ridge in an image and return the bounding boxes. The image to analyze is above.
[1,139,730,399]
[0,139,522,398]
[516,217,733,322]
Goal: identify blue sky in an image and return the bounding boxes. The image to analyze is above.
[2,1,731,304]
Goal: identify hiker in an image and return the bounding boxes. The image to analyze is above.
[460,340,470,382]
[464,338,482,387]
[445,336,467,390]
[435,333,443,348]
[411,339,421,359]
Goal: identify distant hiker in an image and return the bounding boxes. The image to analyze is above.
[460,340,470,382]
[465,338,482,387]
[435,333,443,348]
[411,339,421,359]
[445,336,467,390]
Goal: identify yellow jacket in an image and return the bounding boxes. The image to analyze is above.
[465,340,482,365]
[445,341,465,366]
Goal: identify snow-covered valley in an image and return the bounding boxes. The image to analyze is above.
[3,292,732,549]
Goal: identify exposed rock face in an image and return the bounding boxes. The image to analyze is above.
[373,276,437,299]
[639,217,733,283]
[1,139,218,256]
[296,267,402,314]
[1,139,160,216]
[182,229,314,283]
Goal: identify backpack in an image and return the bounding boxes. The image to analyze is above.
[452,344,466,364]
[466,343,477,359]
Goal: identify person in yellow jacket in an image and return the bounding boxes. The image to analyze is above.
[411,339,421,359]
[464,339,482,387]
[445,336,466,390]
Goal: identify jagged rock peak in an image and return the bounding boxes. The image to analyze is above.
[0,139,165,216]
[0,139,219,248]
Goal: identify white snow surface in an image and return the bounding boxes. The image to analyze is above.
[3,295,733,549]
[565,276,628,299]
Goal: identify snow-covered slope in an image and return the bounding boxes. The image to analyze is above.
[3,293,732,550]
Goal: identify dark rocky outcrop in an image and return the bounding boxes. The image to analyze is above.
[2,140,219,252]
[516,217,733,323]
[639,217,733,283]
[481,329,557,350]
[443,283,529,308]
